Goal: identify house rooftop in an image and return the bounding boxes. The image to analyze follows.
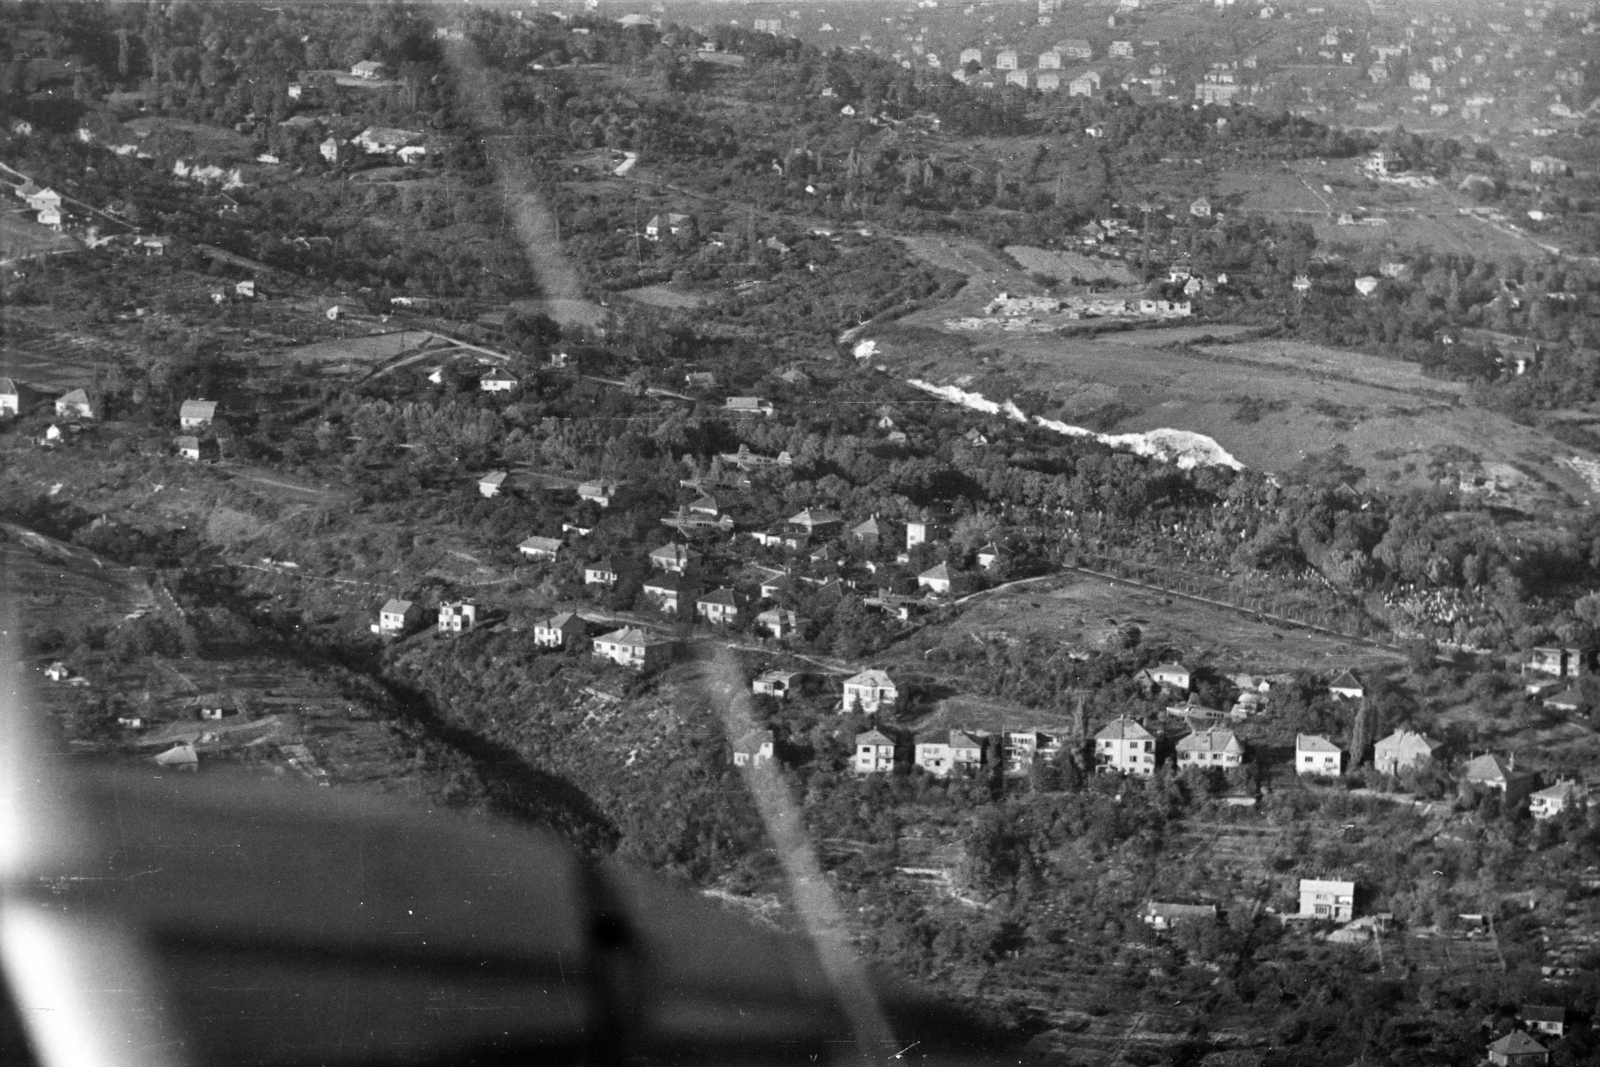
[856,728,895,746]
[1488,1032,1547,1056]
[1096,716,1154,742]
[1296,734,1341,753]
[381,598,414,614]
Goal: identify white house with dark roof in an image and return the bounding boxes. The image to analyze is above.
[855,729,898,773]
[584,560,618,586]
[374,598,422,637]
[1177,728,1244,770]
[1299,877,1355,921]
[724,396,774,416]
[1328,669,1364,699]
[1096,716,1155,775]
[1520,1005,1568,1039]
[55,388,95,420]
[179,399,217,429]
[480,370,518,392]
[534,611,588,650]
[0,378,18,416]
[518,536,563,561]
[1296,734,1342,776]
[915,730,983,777]
[1141,662,1192,692]
[732,729,775,768]
[688,494,720,516]
[842,669,897,714]
[1462,753,1535,802]
[437,600,476,633]
[350,59,388,79]
[753,670,801,699]
[578,480,619,507]
[917,562,952,595]
[642,574,686,615]
[756,607,800,639]
[592,627,674,670]
[851,516,883,544]
[478,471,508,498]
[1486,1031,1548,1066]
[906,520,939,549]
[1374,729,1440,775]
[977,542,1001,568]
[788,508,843,534]
[649,543,699,573]
[1530,780,1586,820]
[696,588,743,625]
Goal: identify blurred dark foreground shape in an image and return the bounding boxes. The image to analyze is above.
[0,763,1020,1067]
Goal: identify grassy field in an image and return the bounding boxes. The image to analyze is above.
[1005,245,1140,286]
[614,283,718,309]
[920,572,1399,677]
[869,311,1596,504]
[1,521,155,634]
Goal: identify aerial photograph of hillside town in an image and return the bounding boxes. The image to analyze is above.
[17,0,1600,1062]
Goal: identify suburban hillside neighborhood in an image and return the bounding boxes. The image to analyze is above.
[12,0,1600,1063]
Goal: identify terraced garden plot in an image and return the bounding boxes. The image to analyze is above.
[0,209,78,262]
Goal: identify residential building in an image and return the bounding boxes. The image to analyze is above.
[533,612,588,650]
[1530,780,1586,820]
[1069,71,1101,96]
[1096,716,1156,776]
[319,137,353,164]
[1003,730,1059,775]
[724,396,775,417]
[0,378,17,416]
[1142,901,1217,931]
[688,495,719,516]
[55,388,95,420]
[1176,728,1244,770]
[644,213,692,241]
[1544,686,1587,712]
[977,543,1000,568]
[154,743,199,772]
[753,670,801,699]
[1530,156,1571,177]
[732,729,775,768]
[478,471,508,498]
[1296,735,1342,777]
[179,399,217,429]
[1523,646,1592,679]
[1299,878,1356,921]
[1141,662,1192,692]
[642,574,685,615]
[842,669,897,714]
[1110,40,1133,57]
[917,562,952,595]
[1328,669,1364,699]
[584,561,618,586]
[789,508,842,536]
[1487,1031,1549,1067]
[906,520,939,549]
[518,536,562,561]
[578,480,620,507]
[355,127,423,155]
[1059,38,1092,59]
[1463,753,1536,802]
[851,517,883,544]
[1373,729,1441,775]
[175,436,219,462]
[437,601,477,633]
[1037,49,1061,70]
[374,598,422,637]
[480,371,517,392]
[959,47,983,66]
[1520,1006,1567,1039]
[1036,71,1061,91]
[915,730,983,777]
[756,607,800,639]
[592,627,674,670]
[649,543,699,573]
[996,49,1019,70]
[855,729,898,773]
[350,60,388,79]
[1189,196,1211,218]
[696,587,743,625]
